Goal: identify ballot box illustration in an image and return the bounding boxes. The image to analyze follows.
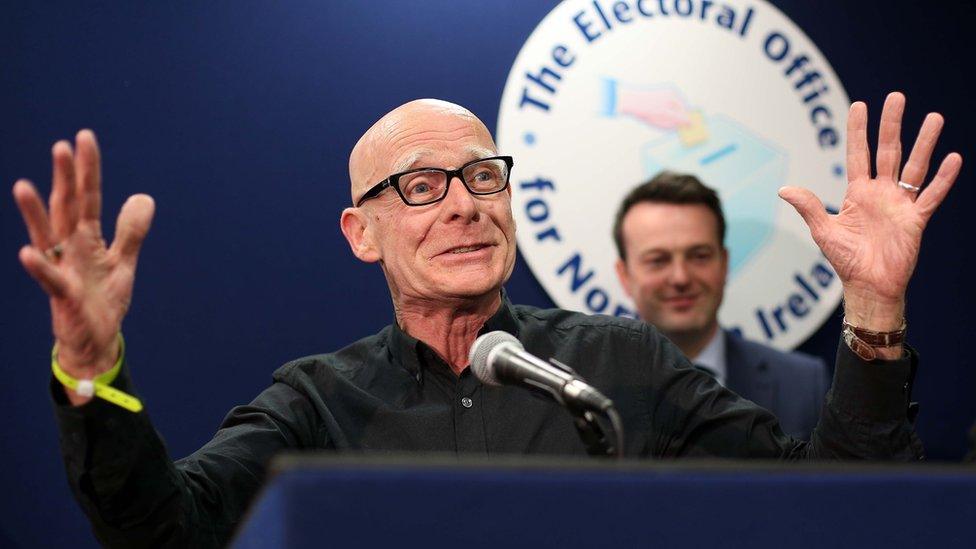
[602,79,787,278]
[642,114,785,278]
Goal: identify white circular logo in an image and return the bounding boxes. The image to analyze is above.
[498,0,848,350]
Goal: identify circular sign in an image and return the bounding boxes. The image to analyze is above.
[498,0,849,350]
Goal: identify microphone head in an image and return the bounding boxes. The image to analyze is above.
[469,330,523,386]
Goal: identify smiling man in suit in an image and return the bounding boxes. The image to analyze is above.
[613,172,829,439]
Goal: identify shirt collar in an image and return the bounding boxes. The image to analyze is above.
[692,327,727,386]
[388,288,520,381]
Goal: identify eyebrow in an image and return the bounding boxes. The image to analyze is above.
[637,243,717,258]
[390,146,497,174]
[391,151,430,174]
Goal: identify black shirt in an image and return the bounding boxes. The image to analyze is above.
[53,297,922,547]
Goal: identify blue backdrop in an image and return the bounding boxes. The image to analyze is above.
[1,1,973,546]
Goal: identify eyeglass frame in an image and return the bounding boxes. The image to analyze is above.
[354,155,514,207]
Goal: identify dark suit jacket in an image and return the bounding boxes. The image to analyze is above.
[724,330,830,440]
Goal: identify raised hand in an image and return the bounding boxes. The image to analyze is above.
[779,92,962,335]
[13,130,155,405]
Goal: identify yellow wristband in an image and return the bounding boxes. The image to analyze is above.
[51,334,143,413]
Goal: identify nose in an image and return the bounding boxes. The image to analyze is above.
[669,258,691,287]
[439,174,480,223]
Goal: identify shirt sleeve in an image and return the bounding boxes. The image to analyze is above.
[642,324,923,460]
[807,339,923,460]
[52,360,319,548]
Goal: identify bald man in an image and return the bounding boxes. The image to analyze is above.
[13,96,961,546]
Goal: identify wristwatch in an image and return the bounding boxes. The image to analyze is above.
[842,317,907,361]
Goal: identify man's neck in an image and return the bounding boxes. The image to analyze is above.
[666,322,720,360]
[394,291,502,375]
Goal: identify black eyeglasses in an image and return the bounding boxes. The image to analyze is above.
[355,156,514,207]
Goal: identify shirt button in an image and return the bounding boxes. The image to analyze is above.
[460,397,473,408]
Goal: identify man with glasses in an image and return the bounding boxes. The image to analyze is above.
[13,96,960,547]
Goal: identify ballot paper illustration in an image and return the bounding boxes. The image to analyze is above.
[603,79,786,278]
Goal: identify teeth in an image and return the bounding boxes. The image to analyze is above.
[451,246,482,254]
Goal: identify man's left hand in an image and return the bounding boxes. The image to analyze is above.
[778,92,962,341]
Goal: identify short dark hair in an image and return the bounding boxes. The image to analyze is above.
[613,171,726,260]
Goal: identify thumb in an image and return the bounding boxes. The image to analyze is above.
[778,186,829,240]
[110,194,155,265]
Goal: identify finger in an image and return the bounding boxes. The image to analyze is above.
[75,129,102,221]
[50,140,79,238]
[846,102,871,182]
[875,92,905,181]
[778,186,830,241]
[12,180,56,250]
[916,153,963,220]
[109,194,156,266]
[899,112,944,187]
[18,245,69,298]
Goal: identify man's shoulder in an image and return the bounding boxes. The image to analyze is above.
[509,303,679,377]
[272,326,393,382]
[511,303,649,338]
[725,330,826,372]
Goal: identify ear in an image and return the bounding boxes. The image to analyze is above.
[615,258,634,299]
[340,207,381,263]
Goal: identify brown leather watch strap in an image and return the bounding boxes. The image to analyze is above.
[842,317,907,361]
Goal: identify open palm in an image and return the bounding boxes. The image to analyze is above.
[779,93,962,328]
[13,131,155,388]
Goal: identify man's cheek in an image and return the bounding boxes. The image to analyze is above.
[642,290,664,313]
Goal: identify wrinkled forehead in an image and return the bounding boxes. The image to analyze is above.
[375,110,495,171]
[389,144,498,174]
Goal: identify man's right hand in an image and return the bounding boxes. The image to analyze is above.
[13,130,155,406]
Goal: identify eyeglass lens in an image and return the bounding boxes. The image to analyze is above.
[399,158,509,205]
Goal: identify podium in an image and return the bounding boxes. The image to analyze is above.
[233,455,975,548]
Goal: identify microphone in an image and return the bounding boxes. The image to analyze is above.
[469,331,614,412]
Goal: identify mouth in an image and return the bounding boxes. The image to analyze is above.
[447,244,489,254]
[664,294,700,309]
[437,242,494,256]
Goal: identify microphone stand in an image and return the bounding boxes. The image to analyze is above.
[547,358,624,459]
[567,405,618,458]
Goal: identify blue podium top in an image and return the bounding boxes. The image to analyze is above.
[234,455,976,549]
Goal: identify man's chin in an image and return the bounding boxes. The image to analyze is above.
[653,316,712,337]
[433,277,504,301]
